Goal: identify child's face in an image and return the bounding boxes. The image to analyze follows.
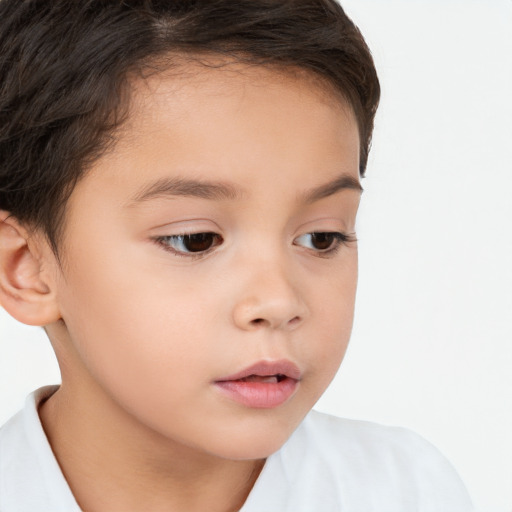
[48,64,361,460]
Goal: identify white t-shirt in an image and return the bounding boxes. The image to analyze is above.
[0,386,474,512]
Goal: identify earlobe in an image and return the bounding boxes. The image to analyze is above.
[0,211,61,326]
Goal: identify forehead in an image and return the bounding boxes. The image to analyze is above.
[64,63,359,222]
[129,59,351,119]
[103,62,359,179]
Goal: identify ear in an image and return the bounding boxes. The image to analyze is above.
[0,211,61,326]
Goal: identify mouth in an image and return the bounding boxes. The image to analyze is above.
[236,374,288,383]
[214,360,301,409]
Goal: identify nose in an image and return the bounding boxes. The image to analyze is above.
[232,259,308,332]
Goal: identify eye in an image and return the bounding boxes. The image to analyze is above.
[155,232,223,257]
[294,231,354,254]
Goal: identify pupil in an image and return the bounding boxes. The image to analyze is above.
[312,233,333,250]
[184,233,214,252]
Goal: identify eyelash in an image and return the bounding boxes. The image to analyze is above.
[154,233,224,259]
[293,232,357,258]
[153,231,357,260]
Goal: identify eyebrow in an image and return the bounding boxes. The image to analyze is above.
[300,173,363,203]
[126,176,244,207]
[126,172,362,208]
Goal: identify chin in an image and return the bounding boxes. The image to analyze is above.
[203,416,303,461]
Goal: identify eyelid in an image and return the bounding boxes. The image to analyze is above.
[149,218,221,233]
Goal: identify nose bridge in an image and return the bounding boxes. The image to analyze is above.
[232,247,308,331]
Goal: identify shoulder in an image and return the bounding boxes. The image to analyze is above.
[277,410,474,512]
[0,407,27,483]
[297,409,448,462]
[0,386,80,512]
[0,406,39,511]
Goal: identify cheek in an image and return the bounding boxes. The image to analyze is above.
[57,259,224,436]
[317,251,358,331]
[57,238,216,392]
[299,253,358,385]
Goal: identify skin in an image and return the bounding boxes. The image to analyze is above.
[0,64,361,512]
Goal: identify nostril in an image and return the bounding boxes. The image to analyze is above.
[288,316,301,327]
[249,316,302,329]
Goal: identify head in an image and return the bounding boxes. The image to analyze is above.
[0,0,379,459]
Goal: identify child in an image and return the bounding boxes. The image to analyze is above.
[0,1,474,511]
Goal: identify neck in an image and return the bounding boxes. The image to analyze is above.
[39,382,265,512]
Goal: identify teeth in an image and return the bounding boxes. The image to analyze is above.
[240,375,279,383]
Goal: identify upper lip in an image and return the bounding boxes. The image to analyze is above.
[215,359,302,382]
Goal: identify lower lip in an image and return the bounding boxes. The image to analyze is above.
[214,378,299,408]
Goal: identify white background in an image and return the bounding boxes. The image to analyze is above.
[1,1,511,511]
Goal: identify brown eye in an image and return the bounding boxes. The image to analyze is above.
[294,232,349,253]
[310,232,336,250]
[159,232,223,255]
[182,233,218,252]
